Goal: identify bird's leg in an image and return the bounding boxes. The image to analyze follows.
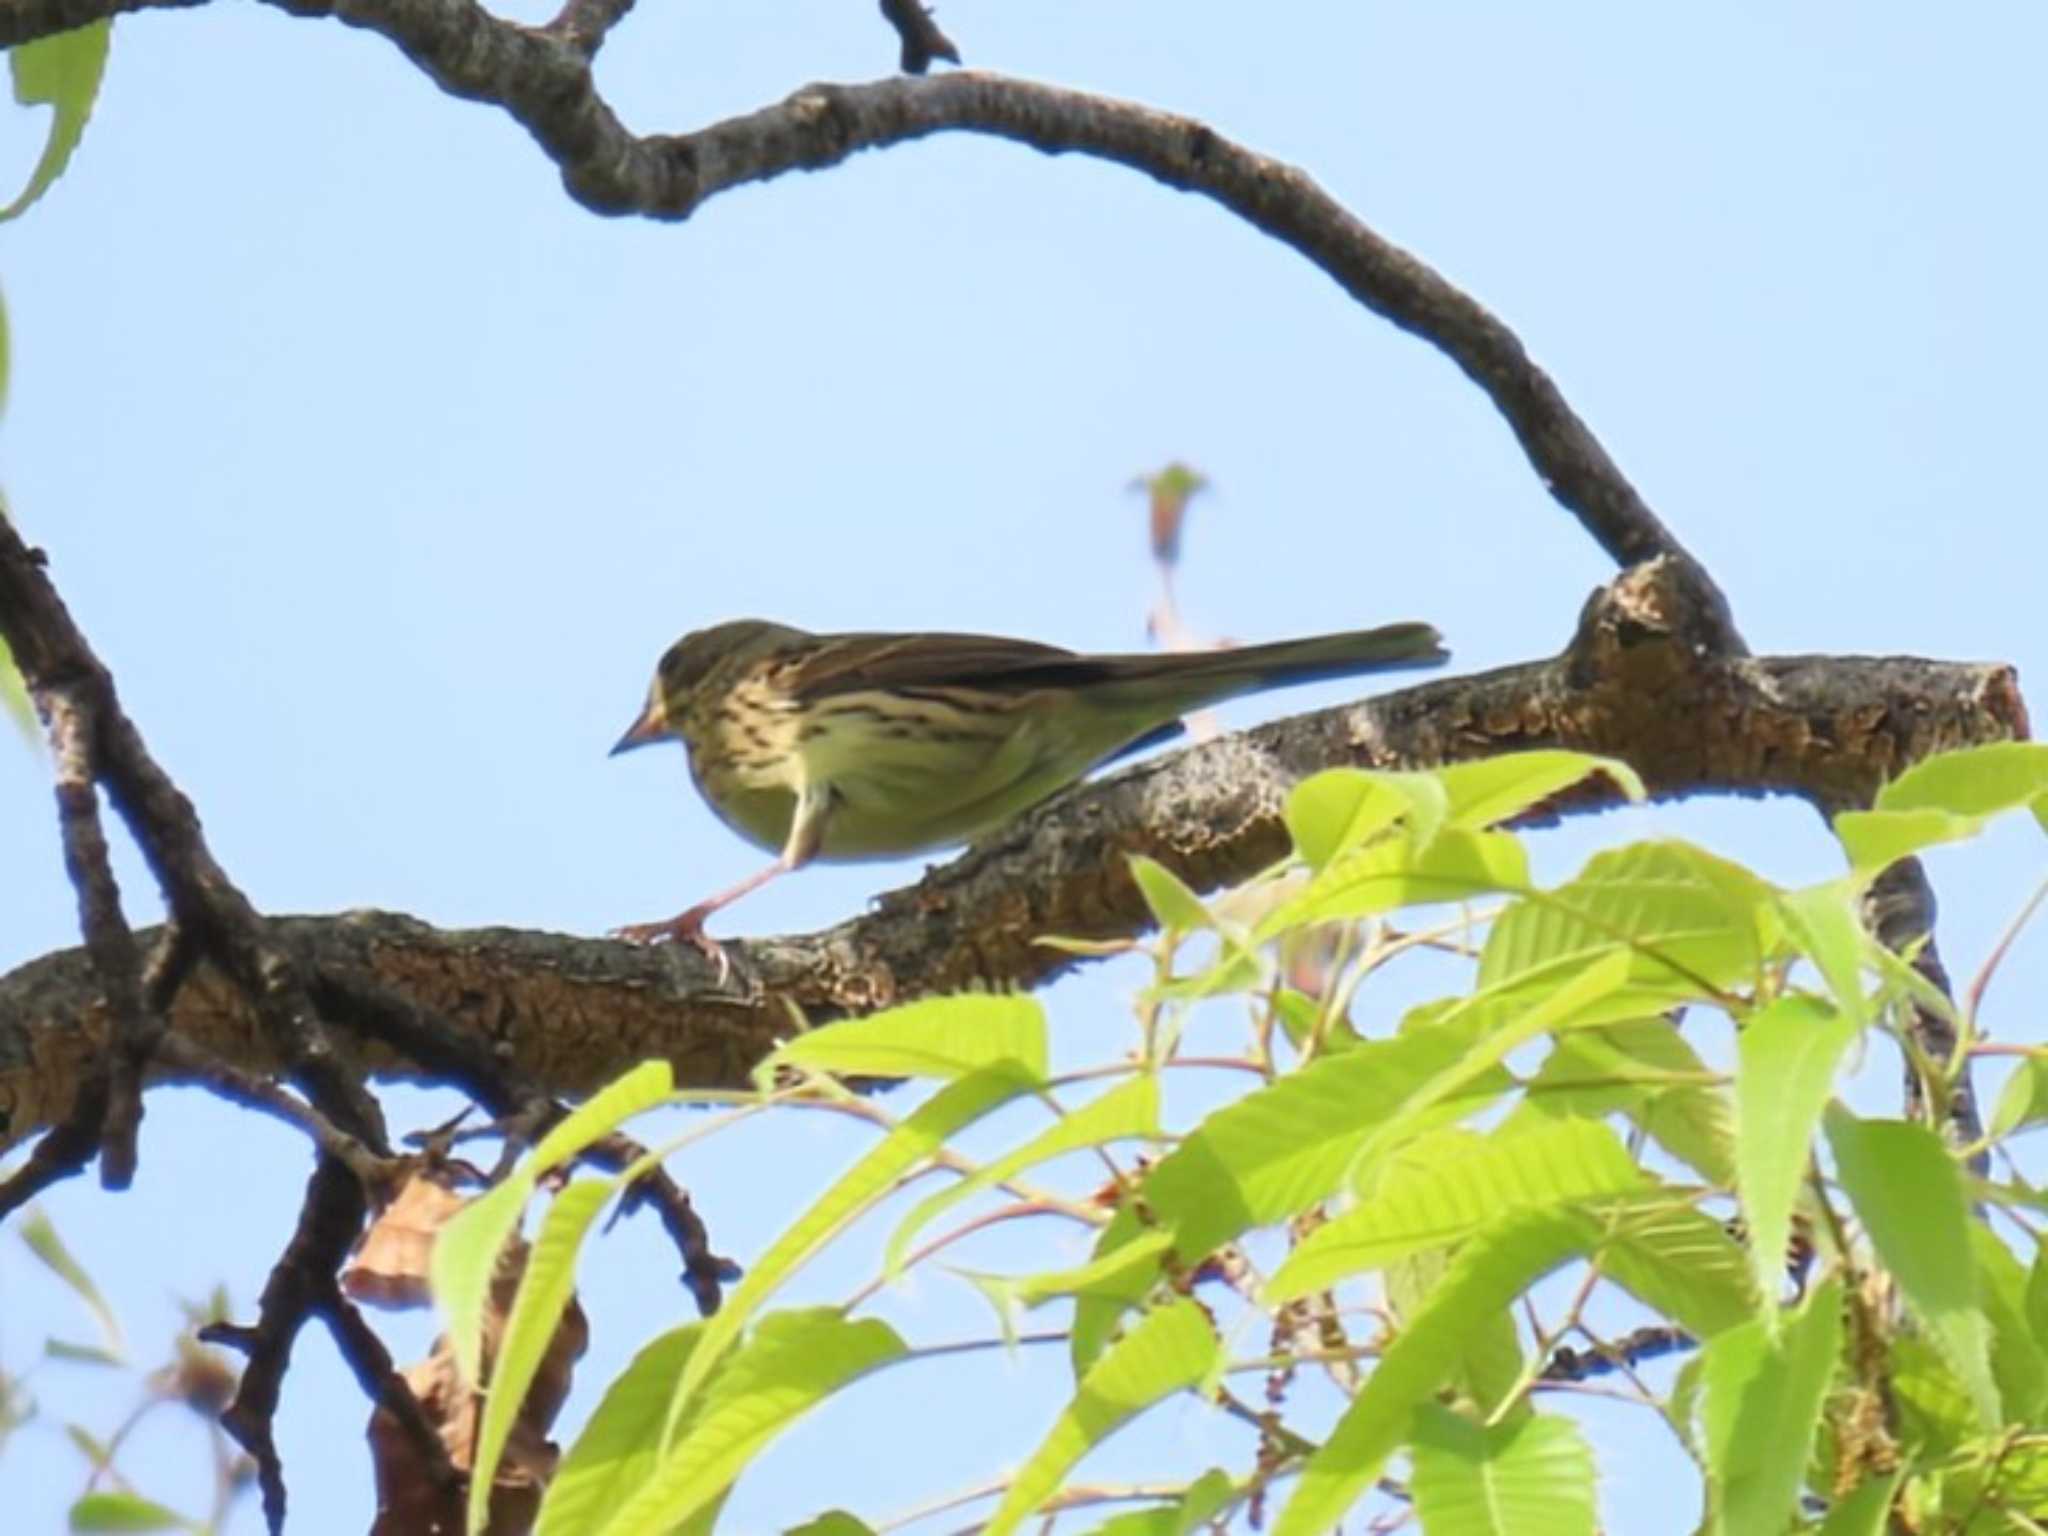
[611,856,796,966]
[612,784,831,980]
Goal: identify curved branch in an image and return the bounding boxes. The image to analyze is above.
[4,561,2023,1149]
[0,0,1729,636]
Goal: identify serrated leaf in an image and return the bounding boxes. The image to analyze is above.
[1128,856,1210,933]
[1815,1471,1901,1536]
[1513,1017,1735,1185]
[1876,742,2048,819]
[1831,807,1977,876]
[1069,1469,1233,1536]
[1260,826,1529,939]
[19,1209,122,1359]
[885,1076,1158,1278]
[1010,1228,1174,1309]
[760,995,1046,1084]
[1775,880,1872,1029]
[1352,951,1635,1179]
[1825,1108,1997,1428]
[985,1300,1218,1536]
[1969,1227,2048,1423]
[469,1177,613,1536]
[0,634,32,745]
[1479,840,1771,1000]
[1140,1019,1511,1265]
[433,1177,531,1389]
[1409,1405,1597,1536]
[1599,1203,1759,1340]
[783,1515,876,1536]
[1267,1117,1643,1303]
[1989,1057,2048,1142]
[596,1311,906,1536]
[1737,995,1857,1324]
[666,1065,1036,1437]
[532,1060,674,1171]
[1285,769,1426,871]
[2,21,111,223]
[1275,1210,1596,1536]
[65,1492,190,1532]
[1700,1279,1842,1536]
[538,1326,703,1536]
[1066,1209,1165,1374]
[1435,750,1645,830]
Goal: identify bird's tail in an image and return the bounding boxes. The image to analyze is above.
[1091,622,1448,715]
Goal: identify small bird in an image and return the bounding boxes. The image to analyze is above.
[609,619,1448,951]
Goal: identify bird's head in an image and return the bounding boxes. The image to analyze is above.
[610,619,803,756]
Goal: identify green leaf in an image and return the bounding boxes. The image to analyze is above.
[1409,1405,1597,1536]
[469,1177,613,1536]
[538,1326,704,1536]
[1969,1226,2048,1423]
[1479,839,1771,1000]
[984,1300,1218,1536]
[1876,741,2048,818]
[1068,1469,1234,1536]
[1833,744,2048,873]
[1736,995,1858,1324]
[18,1208,122,1359]
[0,632,30,744]
[1774,880,1872,1028]
[1285,769,1431,870]
[1063,1209,1167,1374]
[1128,856,1210,933]
[1435,750,1645,830]
[1261,826,1529,938]
[2,21,111,222]
[432,1178,531,1389]
[1988,1057,2048,1141]
[778,1515,876,1536]
[1815,1472,1902,1536]
[1275,1210,1596,1536]
[1888,1333,1978,1458]
[1699,1279,1843,1536]
[783,1515,876,1536]
[1352,951,1636,1179]
[1266,1116,1643,1303]
[598,1311,906,1536]
[1825,1108,1997,1428]
[885,1075,1158,1277]
[760,995,1047,1084]
[66,1492,190,1532]
[434,1056,660,1394]
[1009,1228,1174,1309]
[1514,1017,1735,1185]
[1831,807,1976,876]
[1598,1203,1760,1340]
[1139,1019,1511,1265]
[666,1065,1036,1436]
[531,1060,674,1171]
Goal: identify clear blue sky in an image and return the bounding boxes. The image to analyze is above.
[2,3,2045,1531]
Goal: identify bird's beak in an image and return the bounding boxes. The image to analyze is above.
[610,698,669,757]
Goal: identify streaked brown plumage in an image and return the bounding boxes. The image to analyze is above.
[610,618,1449,950]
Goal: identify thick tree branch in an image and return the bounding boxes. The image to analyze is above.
[4,562,2024,1147]
[0,0,1726,637]
[0,517,387,1149]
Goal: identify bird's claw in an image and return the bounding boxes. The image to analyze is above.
[611,909,733,985]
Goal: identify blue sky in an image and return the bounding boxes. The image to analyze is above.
[2,2,2045,1531]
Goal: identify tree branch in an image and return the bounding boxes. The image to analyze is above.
[0,0,1726,636]
[4,560,2023,1146]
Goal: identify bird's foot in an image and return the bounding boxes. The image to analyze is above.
[611,906,732,983]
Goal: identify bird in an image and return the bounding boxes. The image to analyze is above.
[608,618,1449,953]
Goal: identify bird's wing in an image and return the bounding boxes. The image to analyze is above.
[786,631,1092,703]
